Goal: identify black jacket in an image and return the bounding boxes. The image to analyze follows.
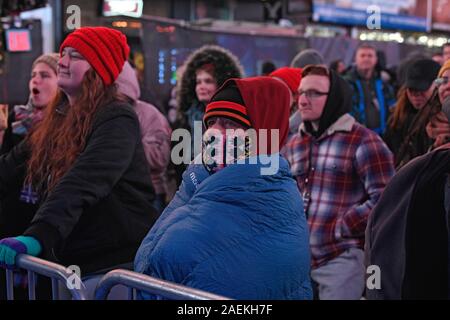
[0,102,159,274]
[365,145,450,299]
[0,111,25,156]
[383,108,433,169]
[0,111,38,239]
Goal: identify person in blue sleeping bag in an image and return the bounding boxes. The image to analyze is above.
[134,76,312,300]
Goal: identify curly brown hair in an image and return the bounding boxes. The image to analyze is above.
[176,45,244,114]
[26,69,126,192]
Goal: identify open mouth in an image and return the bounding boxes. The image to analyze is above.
[32,88,40,95]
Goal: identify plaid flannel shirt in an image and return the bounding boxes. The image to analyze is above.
[283,114,395,268]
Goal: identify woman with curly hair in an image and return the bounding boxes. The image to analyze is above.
[0,27,158,298]
[171,45,244,187]
[175,45,244,131]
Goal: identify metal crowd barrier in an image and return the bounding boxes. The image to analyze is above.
[94,269,232,300]
[2,255,230,300]
[2,254,88,300]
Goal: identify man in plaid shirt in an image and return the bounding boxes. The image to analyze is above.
[283,65,395,299]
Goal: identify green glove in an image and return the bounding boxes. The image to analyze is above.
[0,236,42,269]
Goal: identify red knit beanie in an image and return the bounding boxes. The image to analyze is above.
[269,67,302,93]
[60,27,130,85]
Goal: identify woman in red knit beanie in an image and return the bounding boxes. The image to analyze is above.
[269,67,303,138]
[0,27,159,299]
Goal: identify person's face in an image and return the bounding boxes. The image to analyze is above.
[57,47,91,97]
[203,117,248,173]
[29,62,58,108]
[205,117,246,134]
[433,54,444,66]
[406,85,435,110]
[438,70,450,103]
[355,48,377,71]
[337,61,346,74]
[443,46,450,63]
[195,69,217,103]
[298,75,330,122]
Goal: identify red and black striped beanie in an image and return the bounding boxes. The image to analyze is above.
[60,27,130,85]
[203,82,251,128]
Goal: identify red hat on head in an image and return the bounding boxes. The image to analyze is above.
[60,27,130,85]
[206,76,291,154]
[269,67,302,93]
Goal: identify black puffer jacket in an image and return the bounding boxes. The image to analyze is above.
[0,102,159,274]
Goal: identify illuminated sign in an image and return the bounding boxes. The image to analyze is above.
[103,0,143,18]
[5,29,32,52]
[312,0,428,32]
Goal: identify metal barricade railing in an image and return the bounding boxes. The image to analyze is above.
[94,269,232,300]
[3,256,232,300]
[2,254,88,300]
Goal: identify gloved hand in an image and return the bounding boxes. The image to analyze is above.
[0,236,42,269]
[426,111,450,148]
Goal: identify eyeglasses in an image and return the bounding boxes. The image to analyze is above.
[434,77,449,87]
[298,89,329,99]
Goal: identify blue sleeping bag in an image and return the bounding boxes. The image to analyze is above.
[134,155,312,300]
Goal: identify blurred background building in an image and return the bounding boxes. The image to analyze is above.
[1,0,450,108]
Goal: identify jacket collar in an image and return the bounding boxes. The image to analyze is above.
[300,113,355,139]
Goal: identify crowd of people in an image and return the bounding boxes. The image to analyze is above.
[0,26,449,300]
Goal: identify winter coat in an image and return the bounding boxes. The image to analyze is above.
[116,61,172,196]
[384,109,434,168]
[344,67,396,135]
[0,102,159,274]
[284,70,395,268]
[366,144,450,299]
[0,104,52,238]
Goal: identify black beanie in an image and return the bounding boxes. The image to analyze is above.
[203,82,251,128]
[211,83,245,105]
